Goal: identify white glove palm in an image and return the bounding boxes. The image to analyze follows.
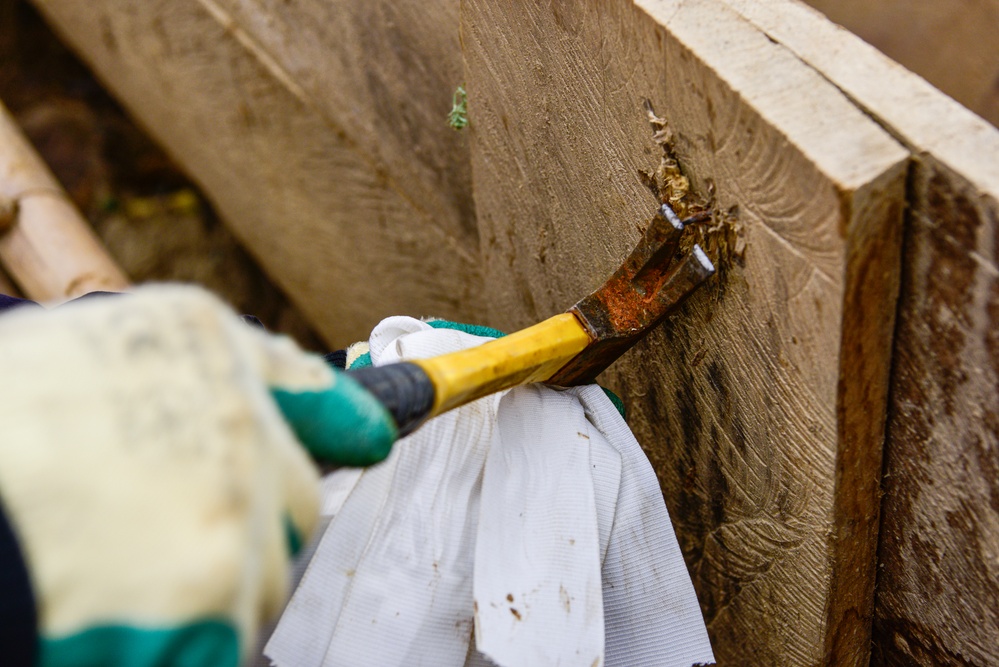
[0,285,327,667]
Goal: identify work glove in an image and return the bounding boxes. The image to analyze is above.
[0,285,397,667]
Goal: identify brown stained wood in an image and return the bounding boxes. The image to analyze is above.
[462,0,908,664]
[32,0,481,346]
[716,2,999,663]
[0,100,129,301]
[876,161,999,667]
[0,0,15,67]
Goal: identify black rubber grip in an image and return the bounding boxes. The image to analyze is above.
[346,362,437,437]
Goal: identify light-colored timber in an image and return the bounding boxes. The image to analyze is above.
[718,1,999,663]
[0,100,129,301]
[801,0,999,128]
[32,0,480,346]
[461,1,907,664]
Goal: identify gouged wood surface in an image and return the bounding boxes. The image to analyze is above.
[462,0,907,663]
[716,2,999,663]
[33,0,480,346]
[801,0,999,128]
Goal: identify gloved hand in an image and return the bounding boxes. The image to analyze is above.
[0,285,396,667]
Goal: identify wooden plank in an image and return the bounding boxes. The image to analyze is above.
[33,0,481,346]
[801,0,999,128]
[717,1,999,663]
[461,0,908,663]
[876,157,999,667]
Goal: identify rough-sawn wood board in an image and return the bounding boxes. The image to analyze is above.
[461,0,907,663]
[718,1,999,663]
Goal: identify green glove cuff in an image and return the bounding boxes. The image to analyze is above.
[424,319,508,339]
[344,320,509,370]
[272,370,398,467]
[41,621,239,667]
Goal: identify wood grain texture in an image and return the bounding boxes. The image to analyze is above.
[461,0,907,663]
[33,0,997,661]
[0,100,129,301]
[877,158,999,667]
[716,1,999,663]
[801,0,999,128]
[33,0,480,346]
[208,0,477,253]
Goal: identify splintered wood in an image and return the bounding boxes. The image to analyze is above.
[462,1,906,664]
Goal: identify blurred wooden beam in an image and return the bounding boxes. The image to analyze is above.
[717,2,999,663]
[0,100,129,302]
[31,0,479,345]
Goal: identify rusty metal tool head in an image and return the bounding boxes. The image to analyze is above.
[549,203,715,385]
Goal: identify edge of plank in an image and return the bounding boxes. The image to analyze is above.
[720,0,999,199]
[638,0,909,192]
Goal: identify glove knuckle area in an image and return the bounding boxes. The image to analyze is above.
[259,332,335,392]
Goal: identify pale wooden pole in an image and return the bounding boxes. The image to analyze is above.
[0,100,130,303]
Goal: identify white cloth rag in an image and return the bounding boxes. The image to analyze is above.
[265,317,714,667]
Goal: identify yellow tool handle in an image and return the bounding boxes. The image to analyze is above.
[343,313,593,448]
[413,312,592,417]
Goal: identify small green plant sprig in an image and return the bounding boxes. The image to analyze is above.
[447,84,468,130]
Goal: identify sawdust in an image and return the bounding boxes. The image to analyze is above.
[638,100,745,286]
